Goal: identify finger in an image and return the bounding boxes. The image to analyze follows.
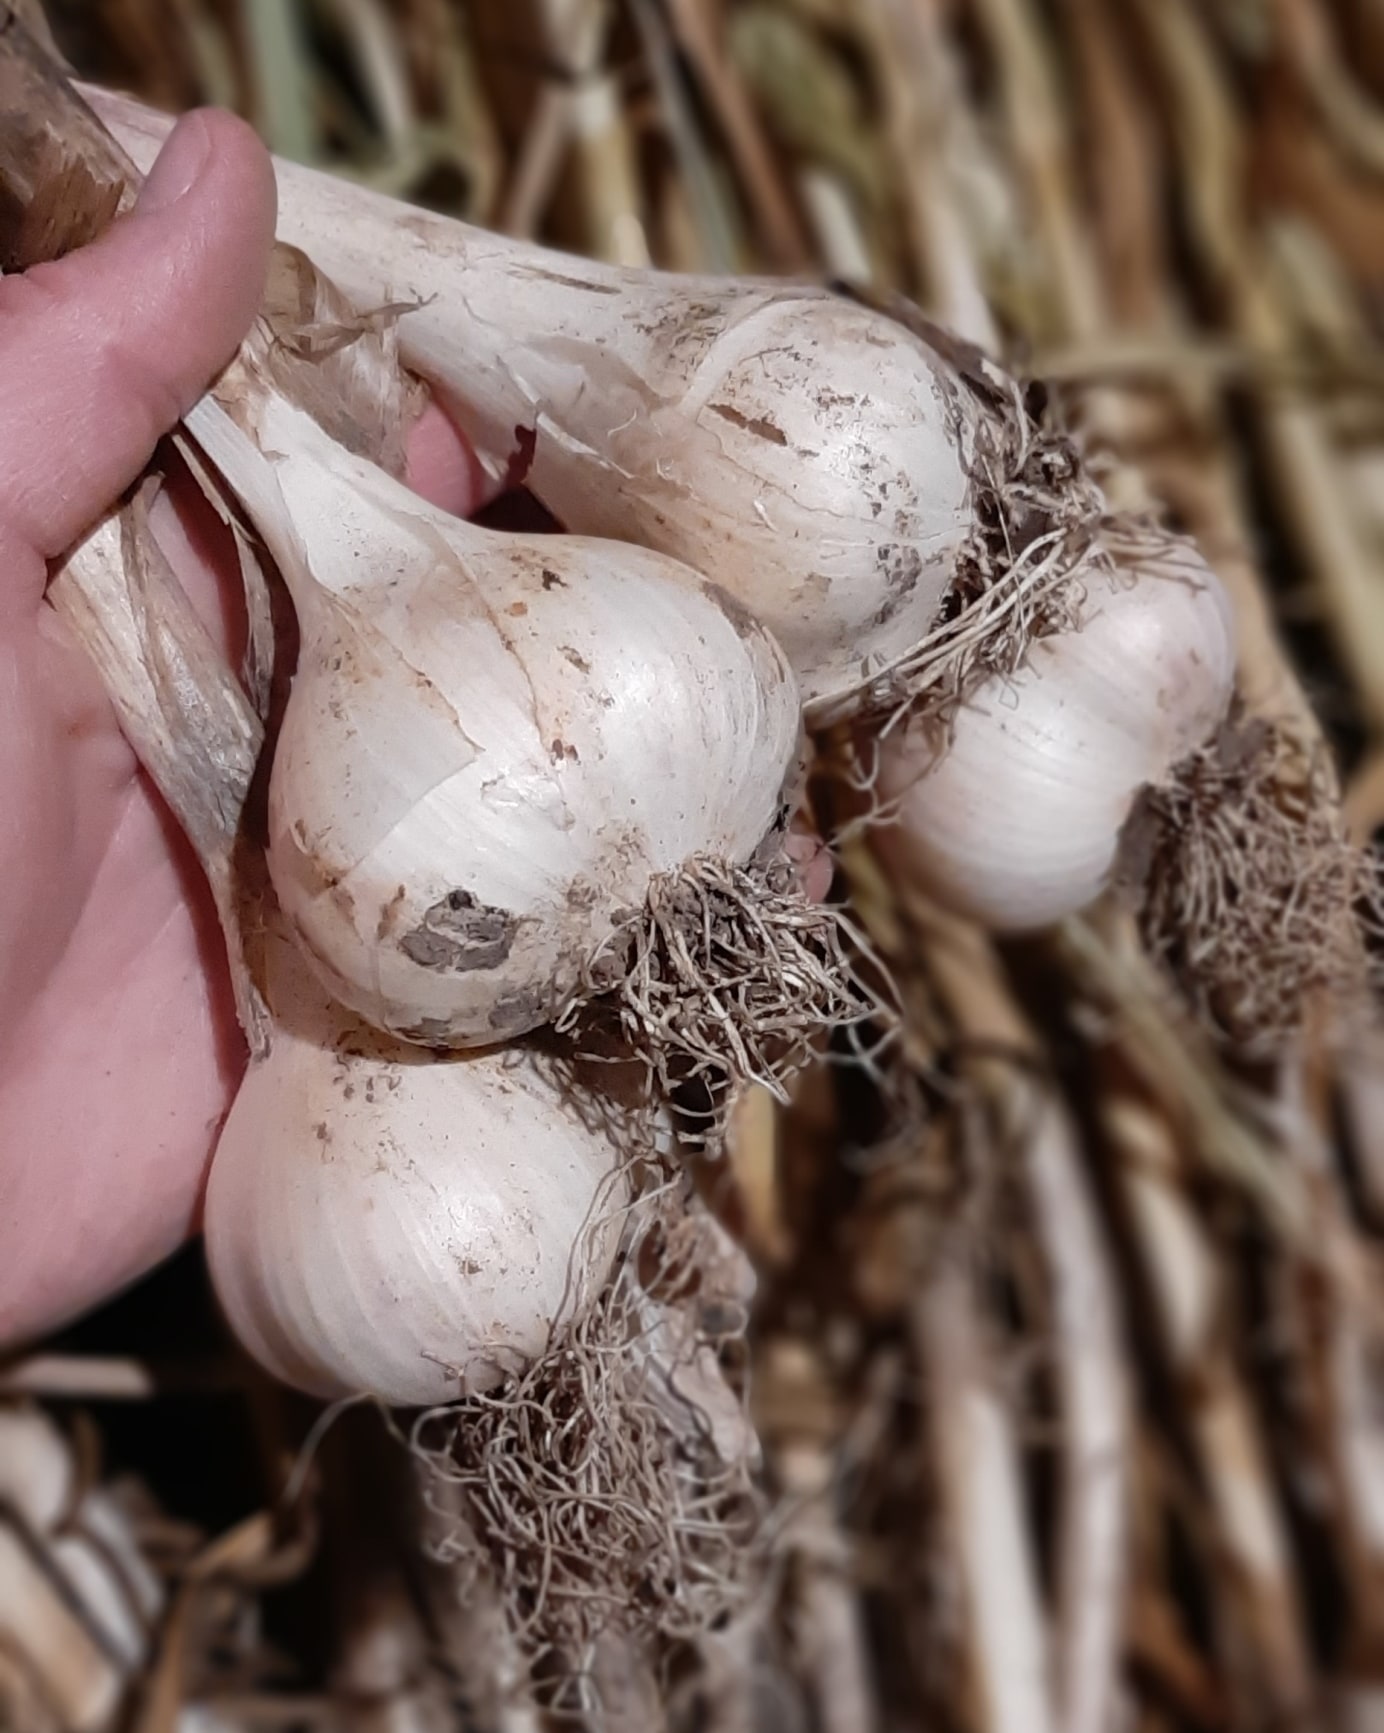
[404,397,491,518]
[0,109,276,597]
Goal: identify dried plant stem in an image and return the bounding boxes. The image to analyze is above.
[912,1263,1055,1733]
[776,1438,879,1733]
[1278,0,1384,177]
[587,1634,669,1733]
[1054,917,1305,1230]
[1059,0,1339,753]
[1135,0,1384,732]
[664,0,812,272]
[0,1525,126,1733]
[862,0,1000,347]
[1057,0,1168,332]
[323,0,416,159]
[1274,1063,1384,1636]
[687,1615,767,1733]
[1100,1092,1317,1719]
[971,0,1105,342]
[415,1489,542,1733]
[916,908,1128,1733]
[625,0,740,273]
[318,1412,454,1733]
[1339,1029,1384,1222]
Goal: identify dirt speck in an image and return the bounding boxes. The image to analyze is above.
[709,401,788,446]
[524,266,622,295]
[487,987,548,1035]
[375,884,409,942]
[701,580,763,643]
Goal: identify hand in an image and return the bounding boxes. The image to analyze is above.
[0,111,481,1348]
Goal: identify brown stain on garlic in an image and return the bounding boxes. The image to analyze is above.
[375,884,409,943]
[486,986,549,1036]
[871,544,925,628]
[708,402,789,446]
[399,889,518,974]
[700,580,764,645]
[520,266,623,295]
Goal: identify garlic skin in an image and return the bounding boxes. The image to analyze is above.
[94,88,980,715]
[877,547,1237,929]
[205,930,640,1407]
[187,392,801,1047]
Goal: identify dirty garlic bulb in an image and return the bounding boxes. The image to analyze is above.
[876,542,1238,929]
[185,390,802,1048]
[205,926,645,1407]
[96,87,983,716]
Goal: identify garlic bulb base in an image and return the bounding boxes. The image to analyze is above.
[412,1193,761,1669]
[554,852,883,1142]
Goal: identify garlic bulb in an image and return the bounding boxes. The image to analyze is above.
[876,542,1237,929]
[205,926,644,1406]
[185,390,802,1048]
[94,88,984,716]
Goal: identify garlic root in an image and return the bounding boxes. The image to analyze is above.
[412,1192,762,1675]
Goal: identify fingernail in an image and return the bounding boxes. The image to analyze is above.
[136,111,212,215]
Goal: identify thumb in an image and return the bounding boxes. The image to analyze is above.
[0,108,276,594]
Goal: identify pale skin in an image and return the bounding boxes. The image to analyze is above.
[0,110,831,1350]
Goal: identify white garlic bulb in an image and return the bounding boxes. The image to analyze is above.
[877,544,1237,929]
[187,392,802,1048]
[205,928,645,1406]
[98,90,982,715]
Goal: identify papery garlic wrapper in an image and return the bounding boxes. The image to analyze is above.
[206,927,643,1406]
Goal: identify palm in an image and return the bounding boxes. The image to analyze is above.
[0,565,243,1343]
